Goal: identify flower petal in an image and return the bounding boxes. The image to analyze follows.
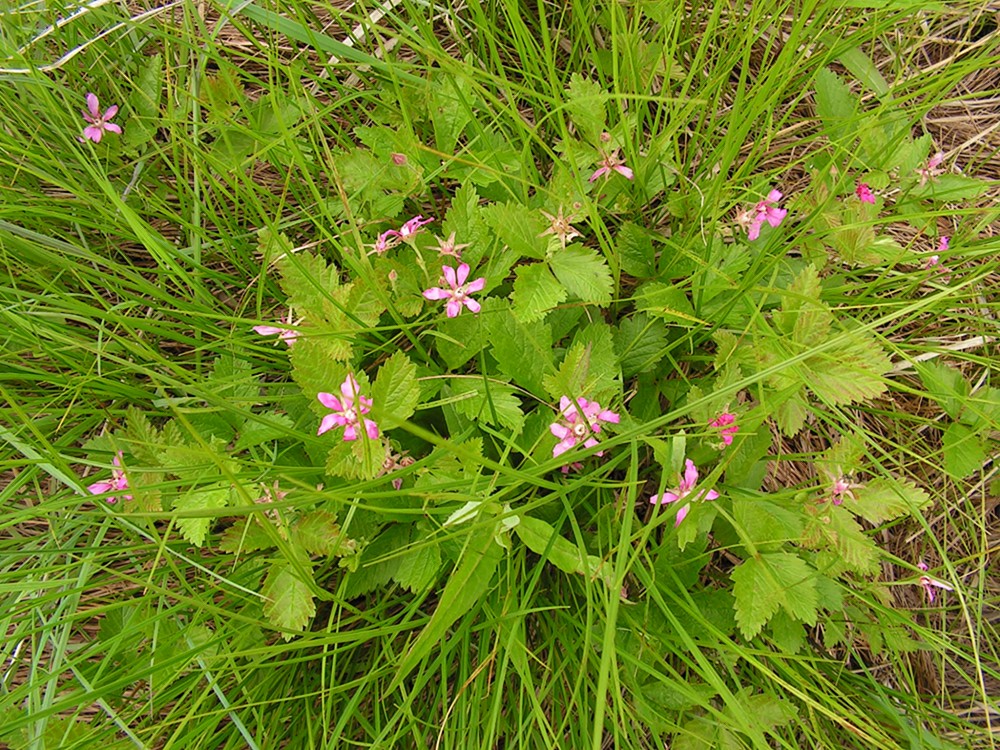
[446,299,462,318]
[103,104,119,119]
[455,263,470,287]
[674,503,691,527]
[86,92,100,117]
[465,276,486,293]
[423,287,450,301]
[317,414,340,435]
[317,392,343,410]
[463,298,481,314]
[442,265,458,289]
[364,419,380,440]
[550,423,571,439]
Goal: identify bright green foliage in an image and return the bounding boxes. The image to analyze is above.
[565,73,608,143]
[484,302,555,395]
[512,262,566,322]
[262,560,317,639]
[614,313,667,377]
[371,351,420,431]
[515,515,613,587]
[482,202,548,260]
[173,483,230,547]
[815,68,858,144]
[543,325,619,401]
[451,378,525,433]
[731,553,818,640]
[549,244,614,305]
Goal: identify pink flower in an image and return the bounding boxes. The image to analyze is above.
[372,230,398,255]
[81,93,122,143]
[391,152,407,166]
[399,215,433,239]
[433,231,470,260]
[422,263,485,318]
[855,182,875,204]
[254,310,299,346]
[317,374,379,441]
[916,152,945,185]
[589,151,634,182]
[549,396,620,460]
[938,236,949,253]
[369,216,434,255]
[87,452,132,504]
[830,477,858,505]
[709,412,738,446]
[917,561,954,604]
[737,189,787,241]
[650,459,719,526]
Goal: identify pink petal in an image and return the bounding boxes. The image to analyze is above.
[747,221,762,241]
[341,374,360,401]
[463,298,481,314]
[654,491,681,505]
[614,165,634,180]
[552,437,577,457]
[86,93,100,117]
[103,123,122,135]
[558,396,573,415]
[455,263,470,287]
[682,459,699,489]
[702,489,720,502]
[254,325,285,336]
[764,207,787,228]
[674,503,691,527]
[442,265,458,289]
[597,409,619,423]
[84,126,103,143]
[766,189,783,203]
[550,423,571,439]
[364,419,380,440]
[588,166,609,183]
[342,424,358,441]
[423,287,450,301]
[582,437,600,450]
[317,414,340,435]
[465,277,486,294]
[88,480,114,495]
[103,105,119,119]
[317,392,344,410]
[445,299,462,318]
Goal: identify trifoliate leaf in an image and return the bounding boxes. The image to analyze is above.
[549,244,613,306]
[915,361,969,421]
[234,412,295,451]
[325,435,387,480]
[482,202,548,260]
[635,281,698,325]
[219,516,278,554]
[262,560,316,638]
[815,68,857,144]
[278,251,339,319]
[512,262,566,323]
[616,221,657,278]
[805,330,891,405]
[371,351,420,431]
[393,539,441,593]
[943,422,988,479]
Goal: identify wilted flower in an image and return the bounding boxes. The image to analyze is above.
[370,216,434,255]
[422,263,486,317]
[549,396,620,459]
[391,152,407,166]
[650,458,719,526]
[539,207,583,247]
[738,188,787,241]
[855,182,875,204]
[81,93,122,143]
[399,215,433,239]
[916,152,945,186]
[317,374,379,441]
[87,451,131,504]
[917,561,954,604]
[380,452,416,490]
[433,231,470,260]
[589,151,634,182]
[709,412,739,446]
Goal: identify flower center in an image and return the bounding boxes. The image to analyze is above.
[453,286,467,300]
[571,422,588,438]
[344,407,357,422]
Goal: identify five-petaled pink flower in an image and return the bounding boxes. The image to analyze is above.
[738,189,787,241]
[254,310,299,346]
[709,412,739,446]
[81,93,122,143]
[317,374,379,441]
[917,561,954,604]
[549,396,620,460]
[87,451,132,504]
[422,263,485,318]
[589,151,634,182]
[855,182,875,204]
[916,152,945,185]
[650,459,719,526]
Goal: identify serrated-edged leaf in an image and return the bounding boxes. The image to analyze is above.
[390,518,503,690]
[565,73,608,142]
[343,523,409,598]
[371,351,419,430]
[635,281,698,325]
[815,68,857,143]
[262,560,316,637]
[234,413,295,451]
[617,221,657,277]
[290,338,349,406]
[174,484,229,547]
[393,541,441,592]
[853,477,929,524]
[913,174,990,202]
[806,509,881,574]
[731,552,818,640]
[512,262,566,323]
[733,500,803,551]
[451,379,525,433]
[292,510,354,556]
[614,313,667,377]
[124,53,163,152]
[481,202,548,260]
[543,331,618,402]
[483,302,554,396]
[916,361,968,421]
[805,330,890,405]
[279,251,339,318]
[549,244,613,305]
[943,422,988,479]
[325,436,387,480]
[434,304,487,369]
[219,516,278,553]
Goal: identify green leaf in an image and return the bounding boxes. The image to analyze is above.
[430,75,474,154]
[393,539,442,592]
[512,262,566,323]
[219,516,278,554]
[278,251,339,319]
[565,73,608,143]
[261,560,317,638]
[451,379,525,433]
[234,412,295,451]
[481,202,548,260]
[732,499,803,553]
[614,313,667,377]
[775,264,831,345]
[805,508,881,575]
[390,518,503,690]
[913,174,990,202]
[289,339,348,406]
[434,305,487,369]
[815,68,857,143]
[635,281,698,325]
[549,244,613,305]
[173,483,229,547]
[292,510,354,556]
[325,436,387,480]
[805,330,891,405]
[836,46,889,97]
[916,361,969,420]
[731,552,818,640]
[852,477,929,524]
[543,328,619,401]
[516,515,615,587]
[483,302,554,396]
[617,221,658,277]
[943,422,987,479]
[124,53,163,152]
[371,351,420,431]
